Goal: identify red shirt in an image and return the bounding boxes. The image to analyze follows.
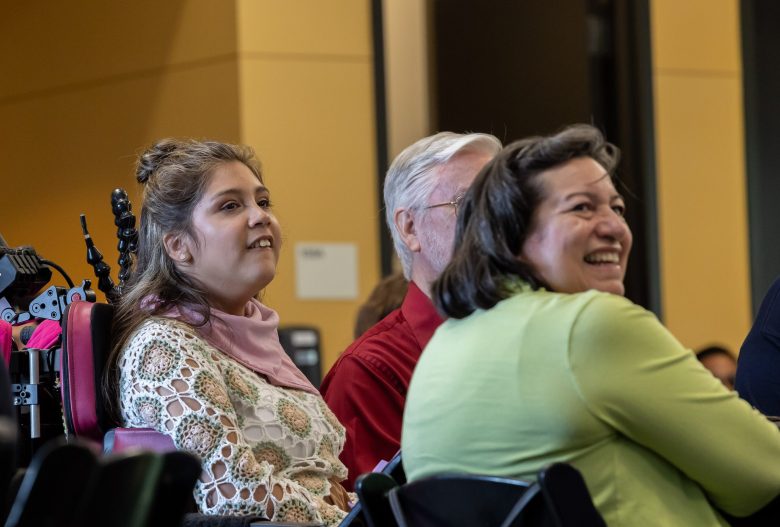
[320,282,443,489]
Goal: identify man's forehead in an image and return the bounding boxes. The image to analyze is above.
[429,152,489,191]
[427,171,470,201]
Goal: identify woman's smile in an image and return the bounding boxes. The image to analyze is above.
[520,156,632,296]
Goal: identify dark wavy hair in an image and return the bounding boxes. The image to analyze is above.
[432,124,621,319]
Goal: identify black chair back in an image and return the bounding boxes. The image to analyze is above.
[4,439,98,527]
[390,474,542,527]
[356,463,605,527]
[0,418,17,520]
[341,450,405,527]
[76,450,162,527]
[381,451,405,485]
[354,472,398,527]
[536,463,606,527]
[146,451,201,527]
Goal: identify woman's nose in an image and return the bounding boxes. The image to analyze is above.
[248,203,271,226]
[595,209,629,240]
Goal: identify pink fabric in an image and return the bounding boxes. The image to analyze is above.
[0,321,11,365]
[153,298,317,394]
[107,428,175,453]
[0,319,62,365]
[372,459,389,472]
[26,319,62,349]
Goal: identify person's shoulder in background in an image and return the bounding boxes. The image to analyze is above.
[737,276,780,416]
[353,272,408,339]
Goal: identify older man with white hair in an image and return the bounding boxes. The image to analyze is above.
[321,131,501,488]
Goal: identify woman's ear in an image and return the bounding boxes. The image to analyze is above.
[163,232,193,263]
[515,237,533,265]
[394,208,421,253]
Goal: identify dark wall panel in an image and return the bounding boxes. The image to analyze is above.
[429,0,659,311]
[432,1,590,140]
[742,0,780,312]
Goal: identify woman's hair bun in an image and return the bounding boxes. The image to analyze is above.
[136,139,179,184]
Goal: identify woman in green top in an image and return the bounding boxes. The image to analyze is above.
[401,124,780,526]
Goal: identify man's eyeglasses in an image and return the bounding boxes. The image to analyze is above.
[423,194,465,214]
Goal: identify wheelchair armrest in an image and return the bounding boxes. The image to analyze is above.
[104,428,176,453]
[249,523,324,526]
[183,513,322,526]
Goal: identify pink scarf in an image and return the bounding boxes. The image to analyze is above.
[150,298,317,394]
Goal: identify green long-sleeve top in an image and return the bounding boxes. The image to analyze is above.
[402,286,780,526]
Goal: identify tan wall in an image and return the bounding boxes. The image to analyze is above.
[0,0,241,297]
[383,0,431,158]
[650,0,752,353]
[0,1,378,372]
[235,0,380,370]
[2,0,753,369]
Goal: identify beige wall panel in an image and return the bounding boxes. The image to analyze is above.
[236,0,371,56]
[2,1,379,375]
[0,60,241,295]
[383,0,430,158]
[654,72,750,351]
[238,57,379,369]
[1,1,237,99]
[651,0,740,73]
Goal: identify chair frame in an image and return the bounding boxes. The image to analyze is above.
[356,463,606,527]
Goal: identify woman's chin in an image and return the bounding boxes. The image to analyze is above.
[254,273,276,293]
[594,281,625,296]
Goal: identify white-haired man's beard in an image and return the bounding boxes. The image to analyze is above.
[419,228,455,280]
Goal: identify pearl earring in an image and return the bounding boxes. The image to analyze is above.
[180,254,188,261]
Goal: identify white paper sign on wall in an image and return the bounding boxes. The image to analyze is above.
[294,242,358,300]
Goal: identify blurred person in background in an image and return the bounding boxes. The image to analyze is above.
[696,345,737,390]
[353,271,408,339]
[736,277,780,417]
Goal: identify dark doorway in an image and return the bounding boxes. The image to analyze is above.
[742,0,780,313]
[428,0,659,312]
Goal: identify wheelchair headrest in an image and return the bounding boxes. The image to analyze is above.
[60,301,115,442]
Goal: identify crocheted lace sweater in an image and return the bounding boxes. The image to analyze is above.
[118,317,349,525]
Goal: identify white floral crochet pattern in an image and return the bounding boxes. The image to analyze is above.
[118,318,349,525]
